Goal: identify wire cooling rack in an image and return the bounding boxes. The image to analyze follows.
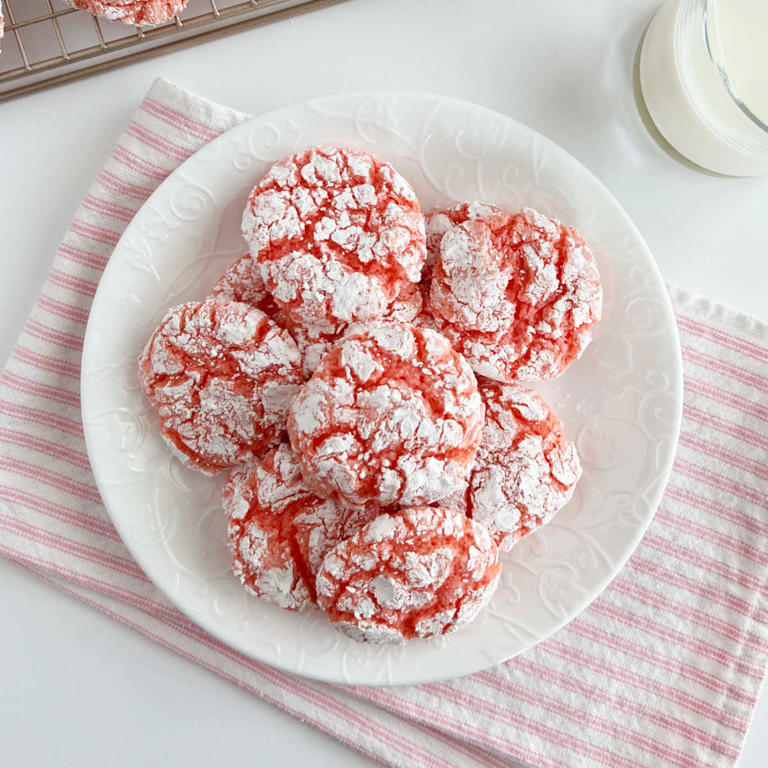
[0,0,343,102]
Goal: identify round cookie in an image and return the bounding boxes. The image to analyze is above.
[138,299,303,474]
[241,146,426,330]
[447,381,581,550]
[212,252,280,317]
[225,443,374,611]
[316,506,501,644]
[66,0,187,25]
[429,206,602,382]
[287,322,484,509]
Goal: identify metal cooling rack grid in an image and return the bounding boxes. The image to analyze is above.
[0,0,342,102]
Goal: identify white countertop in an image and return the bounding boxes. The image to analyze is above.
[1,0,766,765]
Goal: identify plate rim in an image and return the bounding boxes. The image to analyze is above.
[81,90,683,685]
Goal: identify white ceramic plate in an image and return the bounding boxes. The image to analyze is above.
[81,92,682,686]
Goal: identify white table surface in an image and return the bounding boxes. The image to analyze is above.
[1,0,767,765]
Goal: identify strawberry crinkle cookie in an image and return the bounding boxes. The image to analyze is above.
[212,252,280,318]
[225,443,375,611]
[241,146,426,331]
[422,201,507,304]
[287,322,484,509]
[138,299,303,474]
[67,0,188,25]
[274,278,426,378]
[448,381,581,550]
[428,205,602,382]
[316,506,501,644]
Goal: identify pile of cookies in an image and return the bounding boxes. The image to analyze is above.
[65,0,187,27]
[138,146,602,645]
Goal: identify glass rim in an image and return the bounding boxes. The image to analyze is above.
[703,0,768,134]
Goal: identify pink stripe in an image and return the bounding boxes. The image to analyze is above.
[0,456,100,505]
[675,456,768,510]
[0,371,80,408]
[14,346,81,379]
[643,532,764,592]
[49,268,98,298]
[680,430,768,484]
[37,293,90,325]
[677,314,768,364]
[666,482,768,541]
[424,682,648,768]
[684,402,768,453]
[0,515,144,581]
[627,556,755,618]
[403,722,512,768]
[476,664,737,762]
[68,218,121,248]
[0,398,84,437]
[611,577,757,649]
[590,598,762,678]
[565,618,754,702]
[58,243,108,271]
[0,427,92,472]
[658,505,768,567]
[24,318,84,351]
[687,376,768,424]
[125,122,192,162]
[682,344,768,393]
[97,169,155,201]
[0,485,117,541]
[141,97,222,143]
[82,194,137,224]
[359,686,569,768]
[111,144,169,181]
[539,639,749,731]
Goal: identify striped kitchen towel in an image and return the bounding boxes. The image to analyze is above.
[1,77,767,768]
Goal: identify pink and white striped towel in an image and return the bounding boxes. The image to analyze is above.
[2,78,767,768]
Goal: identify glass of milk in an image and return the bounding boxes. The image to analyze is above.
[639,0,768,176]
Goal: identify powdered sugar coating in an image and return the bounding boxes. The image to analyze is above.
[287,322,484,508]
[275,280,426,378]
[66,0,188,25]
[422,202,507,307]
[224,444,374,611]
[241,146,426,330]
[212,252,280,317]
[316,506,500,644]
[138,300,303,474]
[446,381,582,551]
[430,206,602,382]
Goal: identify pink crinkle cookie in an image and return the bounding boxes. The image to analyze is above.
[275,278,426,378]
[211,252,280,318]
[287,322,484,509]
[447,381,582,551]
[67,0,188,26]
[316,506,501,644]
[241,146,426,330]
[422,202,508,305]
[428,205,602,382]
[224,443,374,611]
[138,299,303,474]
